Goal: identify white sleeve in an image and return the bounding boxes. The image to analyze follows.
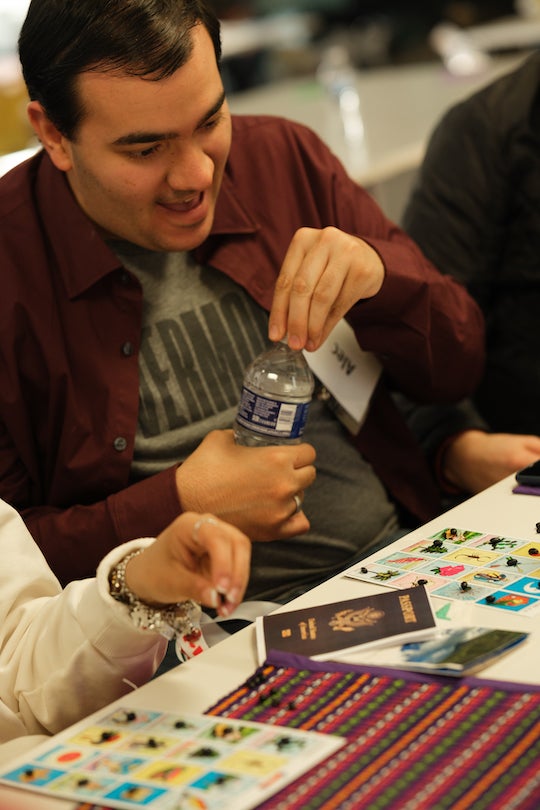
[0,501,166,745]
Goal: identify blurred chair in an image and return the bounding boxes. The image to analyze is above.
[0,146,38,177]
[430,14,540,76]
[0,55,33,156]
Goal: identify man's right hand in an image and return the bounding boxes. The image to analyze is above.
[175,430,317,540]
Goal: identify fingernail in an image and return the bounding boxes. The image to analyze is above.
[217,579,231,596]
[226,587,240,605]
[288,334,302,350]
[206,588,219,609]
[269,324,279,341]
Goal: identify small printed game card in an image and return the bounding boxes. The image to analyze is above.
[0,708,343,810]
[346,528,540,614]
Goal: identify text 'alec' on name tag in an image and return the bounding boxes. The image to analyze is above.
[303,318,381,434]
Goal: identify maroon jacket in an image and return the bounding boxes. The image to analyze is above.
[0,115,484,583]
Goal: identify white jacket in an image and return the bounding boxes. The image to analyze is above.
[0,500,166,763]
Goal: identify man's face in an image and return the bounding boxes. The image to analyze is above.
[59,24,231,251]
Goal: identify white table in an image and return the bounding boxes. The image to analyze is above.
[229,52,527,222]
[230,52,527,188]
[1,475,539,808]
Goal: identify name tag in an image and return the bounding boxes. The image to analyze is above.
[304,319,381,434]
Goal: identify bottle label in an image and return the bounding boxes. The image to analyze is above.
[236,386,311,440]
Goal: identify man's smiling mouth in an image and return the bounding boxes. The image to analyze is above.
[159,193,203,213]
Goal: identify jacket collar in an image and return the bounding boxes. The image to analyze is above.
[36,153,122,299]
[210,172,258,236]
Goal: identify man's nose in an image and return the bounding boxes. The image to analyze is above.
[166,144,213,190]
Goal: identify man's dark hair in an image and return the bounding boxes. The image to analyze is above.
[18,0,222,139]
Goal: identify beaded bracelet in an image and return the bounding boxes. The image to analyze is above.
[108,549,204,652]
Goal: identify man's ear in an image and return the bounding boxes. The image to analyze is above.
[27,101,73,172]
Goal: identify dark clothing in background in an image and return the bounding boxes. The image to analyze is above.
[402,52,540,462]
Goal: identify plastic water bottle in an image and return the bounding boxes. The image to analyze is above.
[234,340,315,446]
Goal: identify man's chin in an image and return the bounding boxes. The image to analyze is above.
[157,217,212,252]
[95,215,211,252]
[160,234,208,253]
[138,223,211,253]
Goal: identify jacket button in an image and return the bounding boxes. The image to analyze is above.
[113,436,128,452]
[121,341,134,357]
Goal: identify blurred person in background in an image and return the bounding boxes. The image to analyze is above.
[402,51,540,498]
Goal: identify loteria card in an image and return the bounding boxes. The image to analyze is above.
[346,528,540,614]
[341,625,529,677]
[0,708,343,810]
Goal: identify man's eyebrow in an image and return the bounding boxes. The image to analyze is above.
[197,90,226,128]
[112,91,227,147]
[112,130,177,146]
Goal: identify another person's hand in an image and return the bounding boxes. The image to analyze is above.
[442,429,540,494]
[125,512,251,617]
[176,430,317,540]
[269,226,385,352]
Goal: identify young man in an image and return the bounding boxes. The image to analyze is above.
[0,0,484,604]
[402,51,540,497]
[0,500,250,758]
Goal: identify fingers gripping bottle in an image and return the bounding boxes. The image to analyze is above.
[234,340,315,446]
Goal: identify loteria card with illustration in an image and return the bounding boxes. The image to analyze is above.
[256,586,438,664]
[343,625,529,676]
[0,708,343,810]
